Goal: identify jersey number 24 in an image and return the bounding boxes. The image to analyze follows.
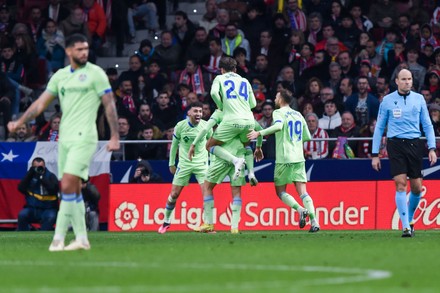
[224,80,248,101]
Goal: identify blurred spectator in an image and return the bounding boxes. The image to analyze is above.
[396,13,410,43]
[113,116,137,161]
[328,0,345,28]
[242,3,269,59]
[329,111,361,156]
[37,19,66,74]
[209,8,229,39]
[217,0,247,24]
[81,178,100,231]
[38,112,61,141]
[339,77,353,103]
[301,101,314,117]
[368,0,398,29]
[153,31,182,78]
[130,160,163,183]
[152,90,179,128]
[374,75,391,102]
[318,99,342,137]
[221,22,251,61]
[26,6,44,42]
[234,47,251,78]
[117,54,144,94]
[349,3,373,32]
[202,101,213,121]
[199,0,218,33]
[337,50,358,79]
[136,39,155,66]
[14,32,39,88]
[171,10,197,60]
[406,46,427,92]
[203,37,225,81]
[249,54,271,90]
[144,59,166,103]
[185,27,210,66]
[424,69,440,93]
[357,119,387,158]
[59,6,90,41]
[336,13,362,50]
[115,78,138,124]
[17,157,59,231]
[81,0,107,62]
[304,112,329,159]
[306,12,323,46]
[326,61,342,94]
[345,76,379,128]
[43,0,70,24]
[135,103,163,138]
[284,0,307,32]
[134,124,166,160]
[299,77,323,111]
[106,67,118,91]
[0,71,15,138]
[179,59,209,96]
[6,122,36,142]
[127,0,158,42]
[0,4,16,44]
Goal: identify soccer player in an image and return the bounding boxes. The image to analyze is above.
[207,56,257,180]
[248,89,320,232]
[158,102,212,234]
[188,109,264,233]
[372,68,437,237]
[8,34,120,251]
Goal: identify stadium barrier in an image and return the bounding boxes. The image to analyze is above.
[108,182,440,231]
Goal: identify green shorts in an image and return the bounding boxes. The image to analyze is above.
[58,140,97,180]
[205,158,245,187]
[213,119,254,143]
[274,162,307,186]
[172,161,207,186]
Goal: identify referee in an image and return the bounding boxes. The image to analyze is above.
[371,69,437,238]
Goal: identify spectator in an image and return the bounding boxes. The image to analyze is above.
[336,13,362,50]
[326,61,342,94]
[127,0,158,42]
[375,75,391,102]
[14,32,39,87]
[179,59,209,97]
[318,99,342,136]
[217,0,247,25]
[81,0,107,62]
[0,4,16,44]
[337,50,358,79]
[152,91,179,128]
[185,27,210,66]
[136,39,155,66]
[171,10,197,60]
[339,76,353,103]
[421,87,433,105]
[106,67,118,91]
[349,3,373,32]
[301,101,314,117]
[117,54,144,94]
[329,111,361,156]
[17,157,59,231]
[135,103,163,138]
[199,0,218,33]
[130,160,162,183]
[357,119,387,158]
[368,0,398,29]
[202,101,213,121]
[81,178,100,231]
[241,3,270,59]
[153,31,182,78]
[221,22,251,61]
[0,71,15,138]
[36,19,66,74]
[299,77,323,111]
[328,0,345,28]
[258,100,276,159]
[396,13,411,43]
[144,59,166,103]
[285,29,304,66]
[38,112,61,141]
[249,54,271,91]
[234,47,251,79]
[59,6,90,41]
[424,69,440,94]
[406,46,427,92]
[113,116,137,161]
[209,8,229,39]
[26,6,44,42]
[43,0,70,24]
[345,76,379,128]
[6,122,36,142]
[203,37,226,81]
[135,124,165,160]
[115,78,139,124]
[284,0,307,32]
[304,112,329,159]
[306,12,323,45]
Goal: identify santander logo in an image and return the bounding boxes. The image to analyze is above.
[391,186,440,229]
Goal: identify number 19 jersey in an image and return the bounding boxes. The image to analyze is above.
[272,107,311,164]
[210,72,256,121]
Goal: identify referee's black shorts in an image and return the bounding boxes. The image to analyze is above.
[387,137,424,178]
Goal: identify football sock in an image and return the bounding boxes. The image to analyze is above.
[301,193,317,224]
[279,192,301,210]
[408,191,421,223]
[53,193,76,242]
[72,194,88,242]
[164,195,177,223]
[203,195,214,224]
[211,146,237,163]
[396,191,410,229]
[231,197,242,229]
[244,146,254,176]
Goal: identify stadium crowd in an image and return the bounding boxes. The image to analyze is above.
[1,0,440,160]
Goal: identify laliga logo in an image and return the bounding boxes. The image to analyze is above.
[114,201,139,231]
[391,186,440,229]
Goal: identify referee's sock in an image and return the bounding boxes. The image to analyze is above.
[396,191,410,229]
[53,193,76,243]
[408,191,421,223]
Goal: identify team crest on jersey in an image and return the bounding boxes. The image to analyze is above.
[78,74,87,81]
[60,87,65,97]
[183,136,190,143]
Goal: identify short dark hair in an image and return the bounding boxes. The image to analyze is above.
[187,101,204,111]
[209,37,221,46]
[65,33,88,47]
[32,157,45,164]
[219,56,237,72]
[279,89,293,104]
[175,10,188,20]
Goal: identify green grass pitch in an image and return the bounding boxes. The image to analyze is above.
[0,230,438,293]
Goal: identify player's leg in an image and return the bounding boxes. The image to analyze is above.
[193,180,216,232]
[230,186,242,234]
[274,163,308,229]
[295,182,319,232]
[158,184,184,234]
[243,144,258,186]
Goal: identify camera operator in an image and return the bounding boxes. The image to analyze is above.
[17,157,59,231]
[130,164,152,183]
[81,178,101,231]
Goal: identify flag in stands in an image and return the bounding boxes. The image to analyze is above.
[0,142,111,224]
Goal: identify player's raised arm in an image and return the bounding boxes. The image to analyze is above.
[8,90,56,133]
[210,77,223,110]
[101,91,120,151]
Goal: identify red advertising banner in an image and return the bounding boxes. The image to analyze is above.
[376,181,440,230]
[108,182,377,231]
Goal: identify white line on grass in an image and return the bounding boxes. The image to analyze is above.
[0,260,391,292]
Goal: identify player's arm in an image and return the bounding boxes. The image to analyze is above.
[253,122,264,161]
[169,124,180,173]
[301,116,312,143]
[8,90,56,133]
[189,118,217,160]
[101,91,120,151]
[210,77,223,110]
[247,80,256,109]
[248,111,283,139]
